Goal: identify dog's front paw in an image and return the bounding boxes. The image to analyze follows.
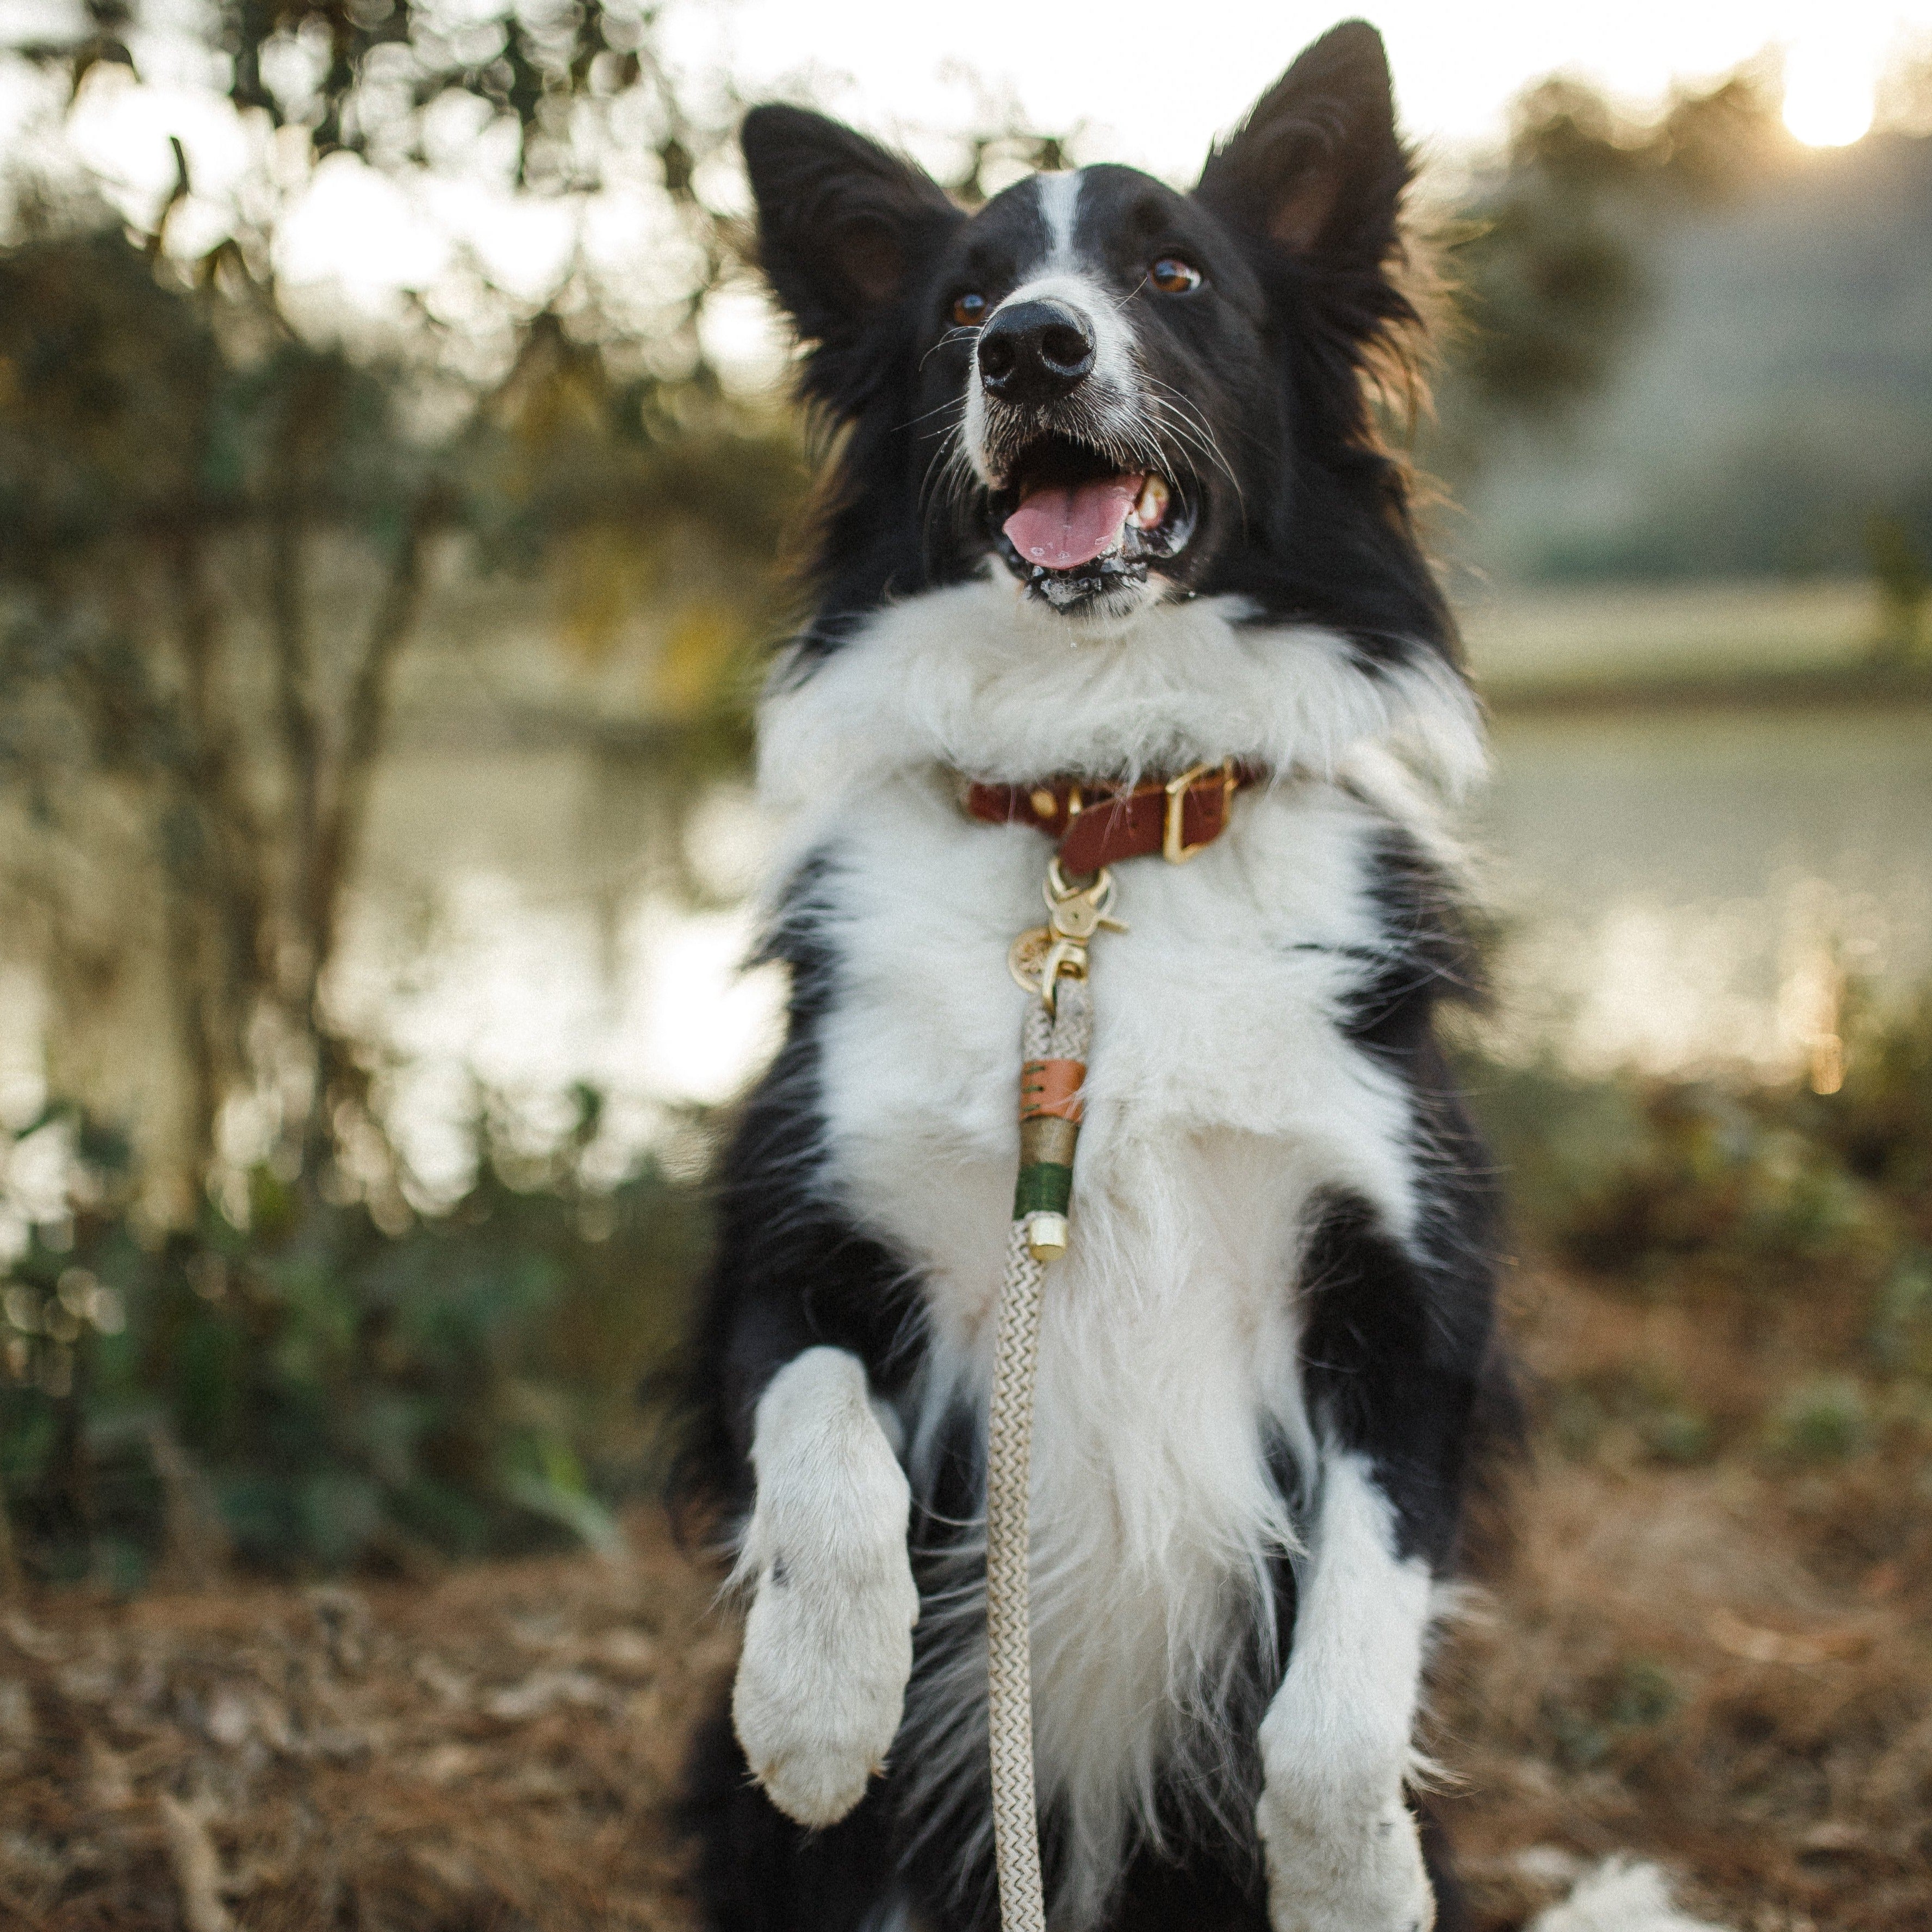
[732,1532,918,1826]
[730,1346,921,1828]
[1258,1785,1434,1932]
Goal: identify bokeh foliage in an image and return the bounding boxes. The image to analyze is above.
[1469,987,1932,1471]
[1,1089,712,1583]
[0,16,804,1212]
[3,5,1904,1579]
[1,0,798,1575]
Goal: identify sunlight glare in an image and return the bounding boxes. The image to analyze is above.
[1782,38,1878,145]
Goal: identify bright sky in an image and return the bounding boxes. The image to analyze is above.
[4,0,1931,334]
[681,0,1932,168]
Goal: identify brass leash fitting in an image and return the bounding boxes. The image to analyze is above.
[1006,857,1127,1262]
[1005,861,1128,1014]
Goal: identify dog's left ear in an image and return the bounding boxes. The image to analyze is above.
[1195,20,1407,264]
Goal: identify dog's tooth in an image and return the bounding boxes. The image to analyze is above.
[1132,474,1170,529]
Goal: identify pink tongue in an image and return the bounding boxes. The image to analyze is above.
[1003,475,1141,570]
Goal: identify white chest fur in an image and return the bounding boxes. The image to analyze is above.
[755,577,1482,1906]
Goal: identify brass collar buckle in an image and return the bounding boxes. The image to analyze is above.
[1163,758,1237,864]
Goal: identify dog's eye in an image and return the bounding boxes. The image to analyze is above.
[952,291,989,327]
[1149,258,1202,295]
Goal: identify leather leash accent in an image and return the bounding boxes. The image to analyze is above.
[965,758,1264,872]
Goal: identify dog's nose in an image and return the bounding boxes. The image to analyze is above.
[977,300,1095,406]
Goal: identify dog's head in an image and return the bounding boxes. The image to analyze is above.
[744,20,1443,649]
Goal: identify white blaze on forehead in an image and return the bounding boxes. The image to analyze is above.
[1033,167,1083,271]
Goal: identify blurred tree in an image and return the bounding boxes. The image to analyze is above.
[0,223,421,1214]
[0,4,803,1219]
[1432,68,1790,470]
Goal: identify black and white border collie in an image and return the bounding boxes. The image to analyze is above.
[681,21,1513,1932]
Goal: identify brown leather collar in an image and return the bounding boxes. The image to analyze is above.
[964,759,1265,872]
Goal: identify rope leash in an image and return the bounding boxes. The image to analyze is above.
[986,868,1112,1931]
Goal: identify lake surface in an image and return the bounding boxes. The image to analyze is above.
[1480,704,1932,1071]
[339,697,1932,1186]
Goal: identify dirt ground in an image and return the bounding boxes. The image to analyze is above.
[2,1270,1928,1932]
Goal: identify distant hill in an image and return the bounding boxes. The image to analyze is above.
[1451,132,1932,586]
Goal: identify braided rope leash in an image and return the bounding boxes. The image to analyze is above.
[987,873,1105,1932]
[979,769,1246,1925]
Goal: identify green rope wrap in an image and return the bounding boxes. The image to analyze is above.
[1012,1160,1074,1220]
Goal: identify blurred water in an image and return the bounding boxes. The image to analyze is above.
[334,750,785,1197]
[1480,706,1932,1072]
[341,704,1932,1181]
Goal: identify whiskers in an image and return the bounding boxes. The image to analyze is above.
[1137,372,1245,514]
[921,324,983,370]
[919,398,984,525]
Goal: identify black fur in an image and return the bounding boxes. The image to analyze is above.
[681,21,1507,1930]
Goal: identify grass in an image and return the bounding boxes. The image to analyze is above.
[0,1091,714,1588]
[0,1511,731,1929]
[1,1253,1923,1931]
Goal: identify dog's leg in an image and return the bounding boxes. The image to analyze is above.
[1256,1450,1437,1932]
[731,1345,920,1829]
[1258,1183,1499,1932]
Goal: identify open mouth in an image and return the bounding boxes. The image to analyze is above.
[990,435,1196,607]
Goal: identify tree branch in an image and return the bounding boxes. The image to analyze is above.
[304,486,443,1137]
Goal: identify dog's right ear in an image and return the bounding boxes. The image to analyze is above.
[741,106,960,360]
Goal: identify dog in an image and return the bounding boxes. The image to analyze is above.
[680,20,1512,1931]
